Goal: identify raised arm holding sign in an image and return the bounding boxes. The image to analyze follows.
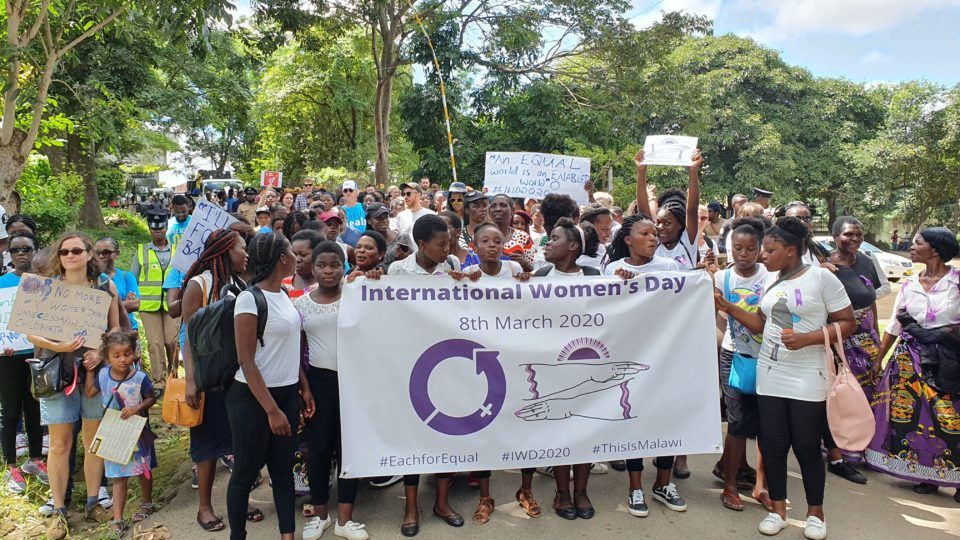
[484,151,591,204]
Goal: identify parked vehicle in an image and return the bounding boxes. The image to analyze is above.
[815,236,915,282]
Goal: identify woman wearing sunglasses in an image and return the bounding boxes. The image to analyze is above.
[29,232,121,540]
[93,237,140,331]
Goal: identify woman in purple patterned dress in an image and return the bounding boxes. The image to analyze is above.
[867,227,960,503]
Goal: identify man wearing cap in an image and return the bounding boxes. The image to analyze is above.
[396,181,436,239]
[704,201,726,238]
[341,180,366,240]
[294,178,315,211]
[237,187,259,224]
[133,210,180,384]
[752,188,773,209]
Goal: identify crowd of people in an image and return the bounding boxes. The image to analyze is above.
[1,148,959,540]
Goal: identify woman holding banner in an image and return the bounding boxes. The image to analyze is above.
[717,217,855,540]
[30,232,121,540]
[0,232,44,494]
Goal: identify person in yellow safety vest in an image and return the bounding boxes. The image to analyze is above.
[132,210,180,385]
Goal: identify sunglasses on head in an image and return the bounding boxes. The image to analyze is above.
[9,247,34,254]
[58,247,87,257]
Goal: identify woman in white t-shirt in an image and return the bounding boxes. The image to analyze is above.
[298,242,368,540]
[226,233,315,540]
[717,217,855,540]
[633,148,703,271]
[711,217,770,512]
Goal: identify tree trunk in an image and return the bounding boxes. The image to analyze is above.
[374,74,393,186]
[907,207,929,241]
[72,134,104,229]
[825,191,837,231]
[0,129,28,213]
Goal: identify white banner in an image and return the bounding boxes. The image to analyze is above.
[641,135,699,166]
[170,199,238,272]
[338,272,722,477]
[483,151,590,204]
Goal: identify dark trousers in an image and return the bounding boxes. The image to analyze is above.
[305,367,359,505]
[226,382,300,539]
[758,395,827,505]
[0,355,42,464]
[625,456,675,473]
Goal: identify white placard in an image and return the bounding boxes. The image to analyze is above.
[483,152,591,204]
[338,273,722,477]
[89,408,147,465]
[170,198,239,272]
[641,135,699,166]
[0,286,32,351]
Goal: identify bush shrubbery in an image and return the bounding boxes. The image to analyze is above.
[18,155,82,244]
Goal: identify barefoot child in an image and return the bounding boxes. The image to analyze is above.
[85,330,157,539]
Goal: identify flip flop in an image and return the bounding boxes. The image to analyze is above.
[197,516,225,532]
[753,491,774,512]
[721,490,744,511]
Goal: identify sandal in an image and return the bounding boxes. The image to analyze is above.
[753,491,774,512]
[516,488,541,518]
[303,503,319,518]
[196,516,225,532]
[472,496,495,525]
[721,490,744,511]
[132,503,157,523]
[713,462,754,490]
[246,508,264,522]
[106,519,128,540]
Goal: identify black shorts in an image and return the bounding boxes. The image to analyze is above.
[719,348,760,438]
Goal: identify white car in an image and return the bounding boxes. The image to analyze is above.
[815,236,914,282]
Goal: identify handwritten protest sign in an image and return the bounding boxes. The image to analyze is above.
[0,287,32,351]
[8,274,111,342]
[483,152,591,205]
[641,135,698,167]
[260,170,283,188]
[170,199,238,272]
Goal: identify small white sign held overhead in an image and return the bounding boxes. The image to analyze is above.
[641,136,699,167]
[484,152,591,204]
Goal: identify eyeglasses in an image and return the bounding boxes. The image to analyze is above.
[96,250,117,257]
[9,247,34,254]
[58,247,87,257]
[402,191,416,197]
[304,184,313,187]
[796,216,813,223]
[343,188,355,193]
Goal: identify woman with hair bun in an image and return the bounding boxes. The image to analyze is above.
[867,227,960,504]
[718,216,856,539]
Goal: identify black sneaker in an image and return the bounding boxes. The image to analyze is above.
[652,483,687,512]
[827,461,867,485]
[627,489,648,517]
[369,475,403,488]
[609,460,627,472]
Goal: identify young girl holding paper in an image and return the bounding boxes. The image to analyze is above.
[85,329,157,540]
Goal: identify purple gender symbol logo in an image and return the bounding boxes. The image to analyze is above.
[409,339,507,436]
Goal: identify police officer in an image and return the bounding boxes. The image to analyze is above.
[132,209,180,384]
[237,187,259,225]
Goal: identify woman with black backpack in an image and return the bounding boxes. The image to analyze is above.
[227,233,314,540]
[180,229,257,532]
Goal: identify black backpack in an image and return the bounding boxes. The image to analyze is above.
[187,284,268,392]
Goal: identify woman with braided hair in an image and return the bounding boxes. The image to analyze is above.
[180,229,255,532]
[228,233,315,540]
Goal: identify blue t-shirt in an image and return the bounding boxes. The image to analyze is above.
[343,203,366,234]
[111,270,140,329]
[167,216,191,246]
[162,268,187,348]
[226,197,239,212]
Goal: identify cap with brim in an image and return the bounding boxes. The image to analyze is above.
[753,188,773,198]
[464,191,488,204]
[244,187,258,195]
[256,205,271,215]
[342,180,358,192]
[320,210,343,223]
[446,182,467,194]
[365,202,389,218]
[399,182,422,193]
[146,210,169,229]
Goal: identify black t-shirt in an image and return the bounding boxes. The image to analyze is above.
[833,253,881,310]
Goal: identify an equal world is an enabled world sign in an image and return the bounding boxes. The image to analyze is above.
[337,272,722,477]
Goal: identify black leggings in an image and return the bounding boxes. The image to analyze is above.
[306,367,359,505]
[226,382,300,539]
[0,354,42,464]
[758,395,827,506]
[625,456,674,473]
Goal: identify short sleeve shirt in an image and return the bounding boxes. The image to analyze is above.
[233,289,301,387]
[714,266,768,356]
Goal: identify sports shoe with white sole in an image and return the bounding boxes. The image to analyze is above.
[589,462,609,474]
[303,515,331,540]
[628,489,648,517]
[334,520,369,540]
[369,475,403,488]
[15,433,28,458]
[41,433,50,456]
[804,516,827,539]
[98,486,114,509]
[652,482,687,511]
[39,497,56,517]
[21,459,49,485]
[6,467,26,494]
[759,512,788,536]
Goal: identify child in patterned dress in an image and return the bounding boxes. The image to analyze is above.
[85,330,157,539]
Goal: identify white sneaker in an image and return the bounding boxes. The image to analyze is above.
[41,434,50,456]
[303,515,331,540]
[15,433,28,458]
[98,486,113,509]
[589,462,609,474]
[759,513,788,536]
[334,520,369,540]
[368,475,403,488]
[39,497,56,517]
[804,516,827,539]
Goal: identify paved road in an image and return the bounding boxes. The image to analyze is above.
[142,449,958,539]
